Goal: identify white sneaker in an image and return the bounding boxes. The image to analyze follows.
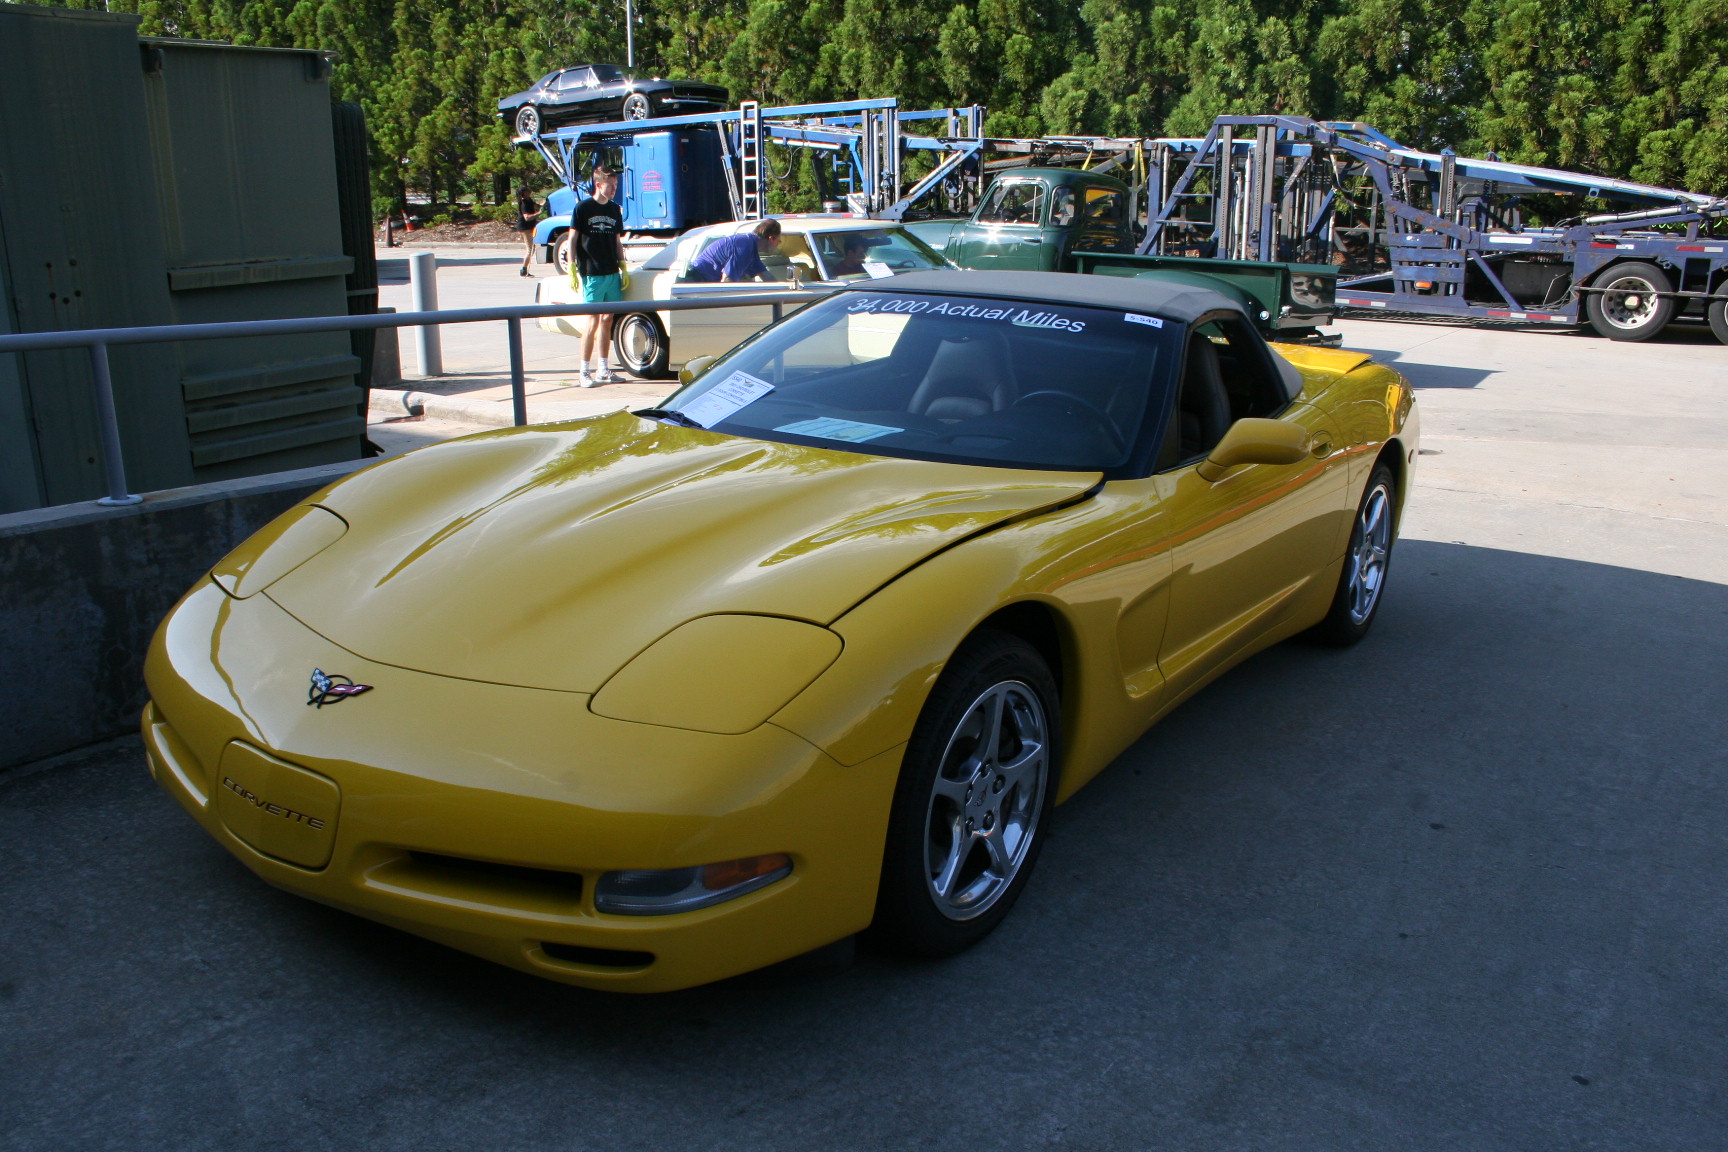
[577,371,598,389]
[597,369,624,385]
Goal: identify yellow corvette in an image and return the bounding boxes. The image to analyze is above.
[143,270,1416,992]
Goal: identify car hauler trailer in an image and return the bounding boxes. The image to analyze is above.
[1137,115,1728,344]
[513,99,988,272]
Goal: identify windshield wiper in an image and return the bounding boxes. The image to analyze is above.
[634,408,704,428]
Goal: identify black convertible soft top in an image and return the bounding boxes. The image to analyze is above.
[853,269,1248,326]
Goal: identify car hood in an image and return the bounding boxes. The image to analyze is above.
[267,412,1097,694]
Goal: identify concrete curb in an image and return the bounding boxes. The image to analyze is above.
[368,388,642,428]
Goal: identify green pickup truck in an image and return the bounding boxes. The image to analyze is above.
[905,167,1135,272]
[906,167,1338,340]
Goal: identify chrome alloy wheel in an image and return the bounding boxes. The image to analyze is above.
[1600,272,1663,330]
[923,681,1049,921]
[1346,481,1393,625]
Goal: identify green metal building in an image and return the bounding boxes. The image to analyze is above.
[0,4,373,512]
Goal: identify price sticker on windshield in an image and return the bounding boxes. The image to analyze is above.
[1124,313,1164,328]
[863,261,895,279]
[680,370,775,428]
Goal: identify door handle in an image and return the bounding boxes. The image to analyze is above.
[1021,237,1042,245]
[1310,434,1334,458]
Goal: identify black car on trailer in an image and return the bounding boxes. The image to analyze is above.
[499,65,728,139]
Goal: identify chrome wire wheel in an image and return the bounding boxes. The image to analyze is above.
[1599,273,1663,331]
[922,680,1049,921]
[1346,480,1393,625]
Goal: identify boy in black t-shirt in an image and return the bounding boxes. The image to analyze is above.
[572,165,625,386]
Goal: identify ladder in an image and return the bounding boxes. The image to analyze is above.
[738,101,764,220]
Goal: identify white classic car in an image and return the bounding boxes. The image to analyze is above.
[536,216,954,377]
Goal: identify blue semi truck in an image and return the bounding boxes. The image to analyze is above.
[533,127,730,273]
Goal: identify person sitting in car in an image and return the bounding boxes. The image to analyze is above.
[827,234,872,278]
[686,219,782,282]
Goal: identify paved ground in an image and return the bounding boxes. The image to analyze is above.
[4,260,1727,1149]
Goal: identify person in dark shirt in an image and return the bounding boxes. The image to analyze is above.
[513,186,541,277]
[573,165,626,386]
[686,218,782,282]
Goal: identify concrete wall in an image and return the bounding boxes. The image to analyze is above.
[0,460,369,770]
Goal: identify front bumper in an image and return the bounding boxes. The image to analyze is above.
[143,580,899,992]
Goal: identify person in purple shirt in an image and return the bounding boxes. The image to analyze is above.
[686,218,783,282]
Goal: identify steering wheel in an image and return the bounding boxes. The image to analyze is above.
[1012,390,1124,453]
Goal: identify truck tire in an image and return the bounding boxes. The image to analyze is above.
[1585,261,1676,341]
[1708,285,1728,346]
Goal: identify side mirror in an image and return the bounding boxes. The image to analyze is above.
[1197,418,1310,482]
[679,355,717,386]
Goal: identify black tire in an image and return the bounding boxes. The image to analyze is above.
[1708,286,1728,346]
[873,630,1059,958]
[513,105,542,139]
[1585,261,1676,341]
[550,230,572,277]
[614,313,671,379]
[621,92,651,120]
[1310,463,1397,647]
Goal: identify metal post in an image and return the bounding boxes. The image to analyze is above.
[1214,125,1234,259]
[87,343,141,506]
[624,0,635,69]
[409,251,442,377]
[507,318,527,427]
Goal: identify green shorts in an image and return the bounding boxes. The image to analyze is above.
[579,273,623,303]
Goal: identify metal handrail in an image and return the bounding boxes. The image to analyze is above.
[0,290,831,508]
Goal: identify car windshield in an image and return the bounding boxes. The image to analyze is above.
[811,229,950,279]
[656,291,1177,471]
[591,65,627,81]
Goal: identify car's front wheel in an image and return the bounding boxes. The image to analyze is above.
[614,313,671,378]
[513,105,542,139]
[622,93,651,120]
[1310,462,1396,646]
[873,630,1058,957]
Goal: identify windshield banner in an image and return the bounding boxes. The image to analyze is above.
[846,295,1088,333]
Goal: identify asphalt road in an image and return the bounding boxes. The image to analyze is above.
[4,294,1726,1149]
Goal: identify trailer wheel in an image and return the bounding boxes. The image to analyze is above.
[551,231,573,277]
[1586,261,1676,341]
[614,313,671,379]
[1707,285,1728,346]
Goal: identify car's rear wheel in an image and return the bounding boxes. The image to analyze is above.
[614,313,671,379]
[1310,463,1396,646]
[1585,261,1676,341]
[514,105,542,139]
[622,93,651,120]
[873,630,1058,957]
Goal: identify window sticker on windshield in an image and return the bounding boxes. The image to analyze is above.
[1124,313,1164,328]
[680,370,775,428]
[863,261,895,279]
[775,417,904,443]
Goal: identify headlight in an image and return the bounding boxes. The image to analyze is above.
[590,614,841,733]
[210,504,347,598]
[595,854,792,915]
